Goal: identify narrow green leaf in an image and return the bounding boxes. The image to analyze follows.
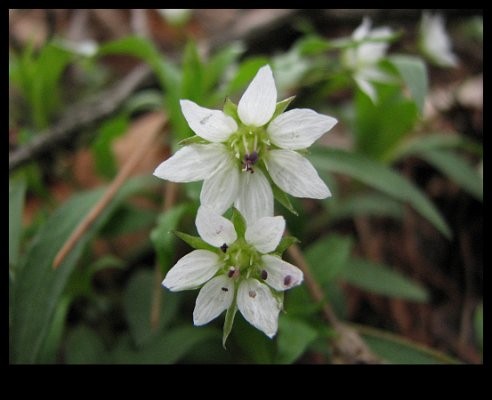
[310,147,452,238]
[276,315,318,364]
[272,183,298,216]
[305,234,353,285]
[230,207,246,238]
[177,135,207,146]
[222,302,238,348]
[181,40,204,101]
[341,258,429,302]
[388,54,428,113]
[9,178,26,268]
[418,149,483,201]
[225,57,269,95]
[204,42,244,94]
[124,270,179,347]
[223,97,239,120]
[10,176,155,363]
[274,236,300,256]
[272,96,296,119]
[173,231,217,253]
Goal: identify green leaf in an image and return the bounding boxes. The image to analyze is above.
[388,54,428,113]
[353,84,419,161]
[173,231,217,253]
[92,114,129,178]
[341,258,429,302]
[65,325,108,364]
[111,326,219,364]
[310,147,452,238]
[177,135,207,146]
[272,183,298,216]
[328,192,404,223]
[417,149,483,201]
[204,42,244,95]
[181,40,204,101]
[9,178,26,268]
[358,324,459,364]
[124,270,180,347]
[233,315,275,363]
[230,207,246,238]
[474,302,483,352]
[10,176,155,363]
[150,204,189,268]
[272,96,296,119]
[276,315,318,364]
[305,234,353,285]
[223,97,239,120]
[222,302,238,348]
[274,235,300,256]
[100,203,156,237]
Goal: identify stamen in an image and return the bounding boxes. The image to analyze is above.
[248,290,257,298]
[220,243,228,253]
[221,287,229,292]
[283,275,292,287]
[261,270,268,280]
[228,267,236,278]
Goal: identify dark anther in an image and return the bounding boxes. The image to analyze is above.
[242,151,258,173]
[221,287,229,292]
[261,270,268,280]
[228,268,236,278]
[283,275,292,286]
[248,290,257,298]
[220,243,228,253]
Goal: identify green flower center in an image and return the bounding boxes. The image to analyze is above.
[226,125,270,173]
[220,238,264,281]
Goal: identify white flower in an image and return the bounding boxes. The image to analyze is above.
[162,206,303,338]
[154,65,337,224]
[343,17,395,103]
[419,12,458,68]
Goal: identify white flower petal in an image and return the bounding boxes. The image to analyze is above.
[196,205,237,248]
[262,255,304,292]
[237,279,280,338]
[353,17,371,41]
[355,76,378,103]
[153,143,228,182]
[420,13,458,68]
[237,65,277,127]
[267,149,331,199]
[180,100,238,142]
[193,275,234,326]
[200,157,240,216]
[162,250,221,291]
[267,109,337,150]
[234,168,274,225]
[246,216,285,254]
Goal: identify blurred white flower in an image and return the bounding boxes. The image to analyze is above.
[343,17,395,102]
[154,65,337,224]
[162,206,303,339]
[419,12,458,68]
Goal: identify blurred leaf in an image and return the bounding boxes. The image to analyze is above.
[10,176,155,363]
[296,35,331,55]
[124,270,179,347]
[276,315,317,364]
[305,234,353,285]
[341,258,429,302]
[225,57,269,95]
[204,42,244,97]
[359,324,459,364]
[91,113,129,179]
[181,40,204,102]
[328,192,404,223]
[65,325,108,364]
[353,84,419,161]
[388,55,428,113]
[310,147,452,239]
[101,204,156,237]
[9,178,26,268]
[233,315,275,363]
[111,326,219,364]
[474,303,483,352]
[123,89,163,115]
[417,149,483,201]
[150,204,189,269]
[37,296,71,364]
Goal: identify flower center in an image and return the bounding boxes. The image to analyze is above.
[226,126,270,173]
[221,239,263,280]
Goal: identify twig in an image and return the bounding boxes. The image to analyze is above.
[286,242,382,364]
[52,113,167,269]
[9,64,152,172]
